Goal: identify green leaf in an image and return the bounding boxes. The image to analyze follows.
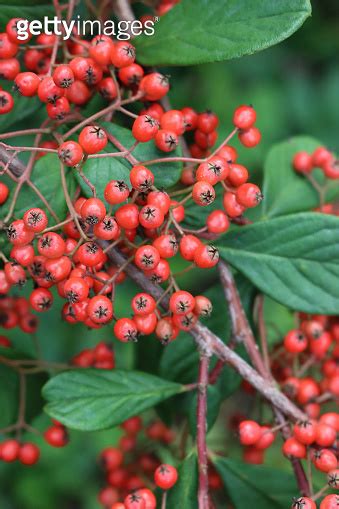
[217,212,339,314]
[214,457,297,509]
[167,451,198,509]
[261,136,339,218]
[0,153,75,220]
[134,0,311,66]
[78,122,182,198]
[43,369,183,431]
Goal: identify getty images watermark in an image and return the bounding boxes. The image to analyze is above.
[14,16,156,41]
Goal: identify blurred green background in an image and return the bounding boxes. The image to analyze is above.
[1,0,338,507]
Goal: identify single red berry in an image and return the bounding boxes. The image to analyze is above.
[118,63,144,86]
[77,242,105,267]
[292,497,316,509]
[97,76,118,101]
[115,203,139,229]
[236,183,263,208]
[104,180,130,205]
[284,329,308,354]
[255,426,275,450]
[93,216,120,241]
[19,443,40,465]
[44,426,68,447]
[0,182,9,204]
[315,422,337,447]
[194,244,219,268]
[181,106,198,131]
[58,140,83,166]
[87,295,113,324]
[78,125,107,154]
[207,210,230,234]
[114,317,138,342]
[134,245,160,271]
[135,488,157,509]
[0,33,18,59]
[192,181,216,206]
[282,437,306,459]
[6,18,32,44]
[139,204,164,229]
[154,464,178,490]
[239,420,261,446]
[81,197,106,225]
[153,234,178,258]
[179,235,202,261]
[169,290,195,315]
[160,109,185,135]
[29,287,53,312]
[130,165,154,191]
[197,111,219,134]
[133,312,157,335]
[313,449,338,473]
[14,72,40,97]
[110,41,136,68]
[293,151,313,173]
[0,90,14,114]
[227,163,249,187]
[131,293,156,316]
[155,129,178,152]
[64,277,89,303]
[139,73,170,101]
[23,207,48,233]
[65,80,91,105]
[238,126,261,147]
[223,192,245,218]
[194,295,213,317]
[196,156,229,185]
[53,64,74,88]
[312,146,333,168]
[132,114,159,142]
[124,493,146,509]
[320,495,339,509]
[233,105,256,130]
[1,439,20,462]
[293,420,316,445]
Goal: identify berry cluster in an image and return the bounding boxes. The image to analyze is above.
[293,146,339,179]
[72,341,115,369]
[292,495,338,509]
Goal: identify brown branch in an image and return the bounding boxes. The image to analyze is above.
[0,144,26,178]
[197,355,211,509]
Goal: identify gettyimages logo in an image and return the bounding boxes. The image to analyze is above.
[14,16,157,42]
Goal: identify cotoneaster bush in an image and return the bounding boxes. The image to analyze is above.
[0,0,338,508]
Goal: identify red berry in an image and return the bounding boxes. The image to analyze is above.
[292,498,316,509]
[238,127,261,147]
[154,464,178,490]
[44,425,68,447]
[78,125,107,154]
[194,244,219,268]
[132,115,159,142]
[114,317,138,342]
[0,90,14,114]
[104,180,130,205]
[1,439,20,462]
[155,129,178,152]
[233,105,256,130]
[313,449,338,473]
[236,183,263,208]
[284,329,308,354]
[58,141,83,166]
[134,245,160,271]
[87,295,113,324]
[282,437,306,459]
[239,420,261,446]
[19,443,40,465]
[197,111,219,134]
[139,73,170,101]
[293,420,316,445]
[124,493,146,509]
[14,72,40,97]
[293,151,313,173]
[169,290,195,315]
[320,495,339,509]
[111,41,136,68]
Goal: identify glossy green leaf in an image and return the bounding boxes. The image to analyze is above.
[134,0,311,66]
[43,369,183,431]
[167,451,198,509]
[261,136,339,218]
[214,457,297,509]
[217,212,339,313]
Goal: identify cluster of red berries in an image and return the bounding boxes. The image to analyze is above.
[280,314,339,411]
[97,415,177,509]
[292,495,339,509]
[72,341,115,369]
[0,293,38,332]
[293,146,339,179]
